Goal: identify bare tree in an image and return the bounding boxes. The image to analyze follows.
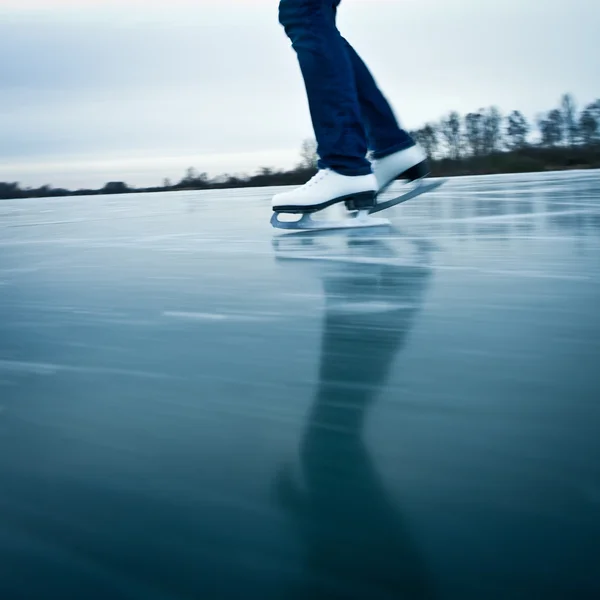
[482,107,503,154]
[180,168,209,187]
[258,167,275,176]
[538,109,564,147]
[560,93,578,147]
[410,124,439,158]
[439,111,462,159]
[185,167,198,182]
[506,110,530,149]
[578,100,600,145]
[464,111,484,156]
[421,123,439,158]
[299,138,318,169]
[579,110,597,145]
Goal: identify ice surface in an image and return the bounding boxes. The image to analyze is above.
[1,171,599,599]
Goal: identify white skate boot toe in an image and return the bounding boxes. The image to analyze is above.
[272,169,377,213]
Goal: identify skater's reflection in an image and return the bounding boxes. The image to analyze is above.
[272,231,436,599]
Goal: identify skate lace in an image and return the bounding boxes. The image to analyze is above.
[303,170,329,189]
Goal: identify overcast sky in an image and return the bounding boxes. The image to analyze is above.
[1,0,598,189]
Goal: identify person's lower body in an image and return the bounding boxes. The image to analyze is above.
[273,0,428,212]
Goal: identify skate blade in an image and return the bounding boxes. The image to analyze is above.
[370,179,446,214]
[271,209,390,232]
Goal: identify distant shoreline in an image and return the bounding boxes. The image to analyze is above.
[2,146,600,201]
[3,92,600,200]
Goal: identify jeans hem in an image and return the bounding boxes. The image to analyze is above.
[370,140,415,160]
[319,163,373,177]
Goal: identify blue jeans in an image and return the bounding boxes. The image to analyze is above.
[279,0,415,176]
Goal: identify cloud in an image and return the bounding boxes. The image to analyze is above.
[1,0,598,187]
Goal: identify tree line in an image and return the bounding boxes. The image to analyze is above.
[409,93,600,176]
[1,93,599,200]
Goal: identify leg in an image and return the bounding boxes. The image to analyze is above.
[341,39,429,191]
[341,39,415,159]
[278,0,371,176]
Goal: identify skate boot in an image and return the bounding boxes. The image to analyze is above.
[272,169,377,214]
[372,145,430,194]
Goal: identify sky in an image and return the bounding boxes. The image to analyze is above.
[0,0,598,189]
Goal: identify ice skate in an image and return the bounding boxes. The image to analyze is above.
[271,169,391,231]
[369,145,446,214]
[372,144,430,193]
[272,169,377,213]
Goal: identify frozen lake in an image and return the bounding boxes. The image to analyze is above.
[1,170,600,599]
